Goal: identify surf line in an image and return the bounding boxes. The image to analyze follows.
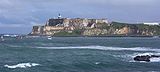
[36,46,160,52]
[4,63,40,69]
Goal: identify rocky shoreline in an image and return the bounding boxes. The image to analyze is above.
[29,16,160,36]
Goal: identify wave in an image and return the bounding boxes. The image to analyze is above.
[95,62,101,65]
[36,46,160,62]
[36,46,160,52]
[115,52,160,63]
[4,63,40,69]
[3,44,24,48]
[132,53,160,62]
[133,52,160,56]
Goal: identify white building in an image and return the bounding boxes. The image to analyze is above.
[143,23,159,25]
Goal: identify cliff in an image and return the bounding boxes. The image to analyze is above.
[81,22,160,36]
[29,18,160,36]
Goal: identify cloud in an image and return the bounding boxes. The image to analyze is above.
[0,0,13,6]
[80,0,158,5]
[0,23,27,27]
[111,0,156,5]
[0,0,160,33]
[0,22,31,28]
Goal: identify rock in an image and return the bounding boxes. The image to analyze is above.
[134,55,151,62]
[151,55,160,58]
[133,55,160,62]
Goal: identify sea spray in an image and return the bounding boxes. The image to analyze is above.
[36,46,160,52]
[4,63,40,69]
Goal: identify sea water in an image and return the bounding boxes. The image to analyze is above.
[0,37,160,72]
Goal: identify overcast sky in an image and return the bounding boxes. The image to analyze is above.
[0,0,160,34]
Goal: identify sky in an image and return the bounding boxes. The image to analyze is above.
[0,0,160,34]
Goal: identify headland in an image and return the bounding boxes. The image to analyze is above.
[29,14,160,37]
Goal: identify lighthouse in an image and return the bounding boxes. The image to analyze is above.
[58,13,62,19]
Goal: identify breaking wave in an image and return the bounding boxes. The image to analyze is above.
[132,53,160,62]
[4,63,40,69]
[115,52,160,63]
[36,46,160,52]
[36,46,160,62]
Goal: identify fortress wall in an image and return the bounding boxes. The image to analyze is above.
[44,26,64,31]
[30,18,110,35]
[47,19,64,26]
[63,19,70,27]
[46,18,109,27]
[96,19,109,24]
[31,26,44,35]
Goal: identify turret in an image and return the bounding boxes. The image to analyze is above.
[58,13,62,19]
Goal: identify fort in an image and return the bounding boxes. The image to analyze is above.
[30,14,160,36]
[30,14,109,35]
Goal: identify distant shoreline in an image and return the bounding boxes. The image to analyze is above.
[27,35,159,38]
[1,34,159,38]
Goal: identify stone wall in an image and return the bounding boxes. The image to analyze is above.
[44,26,64,31]
[30,26,44,35]
[46,19,64,26]
[30,18,110,35]
[45,18,109,28]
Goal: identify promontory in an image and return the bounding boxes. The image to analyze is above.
[29,14,160,37]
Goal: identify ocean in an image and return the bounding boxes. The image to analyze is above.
[0,37,160,72]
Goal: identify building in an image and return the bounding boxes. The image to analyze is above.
[31,26,44,35]
[30,14,109,35]
[46,18,65,26]
[45,18,109,28]
[143,23,159,25]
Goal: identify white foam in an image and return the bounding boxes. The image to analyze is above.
[36,46,160,52]
[133,53,160,57]
[4,63,40,69]
[31,63,40,66]
[113,52,160,63]
[130,53,160,62]
[150,58,160,62]
[95,62,101,65]
[36,46,160,62]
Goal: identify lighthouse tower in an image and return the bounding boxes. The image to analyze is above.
[58,13,62,19]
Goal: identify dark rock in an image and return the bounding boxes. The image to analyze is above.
[151,55,160,58]
[133,55,160,62]
[134,55,151,62]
